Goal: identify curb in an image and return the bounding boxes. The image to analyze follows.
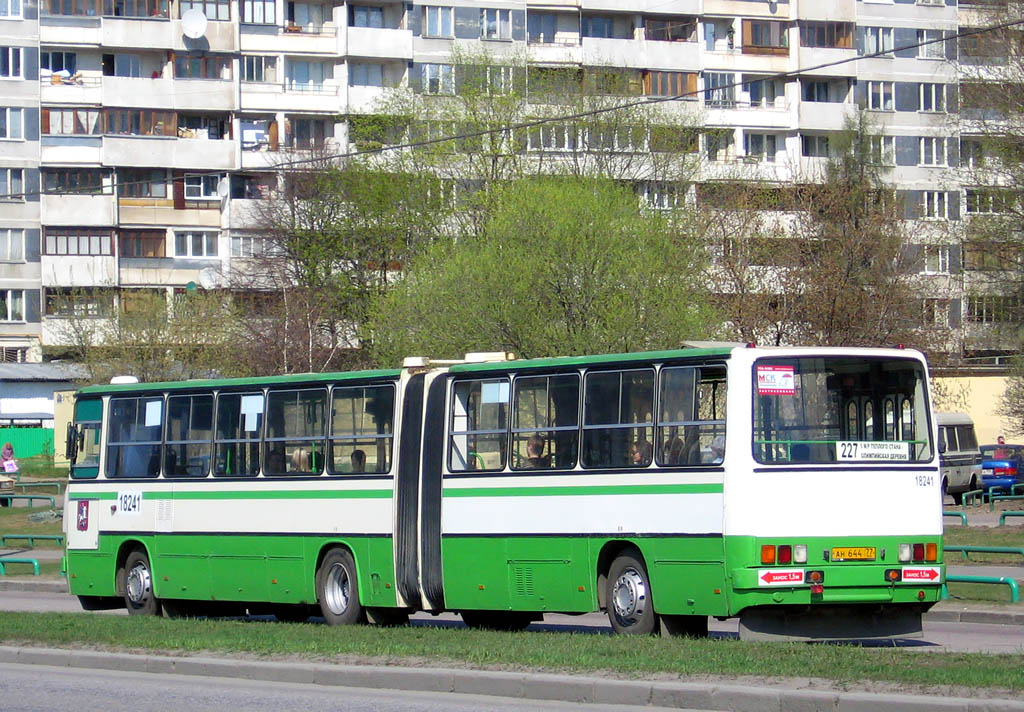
[1,645,1022,711]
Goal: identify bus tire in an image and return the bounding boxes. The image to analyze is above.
[122,549,161,616]
[660,614,708,638]
[607,551,657,635]
[316,548,365,626]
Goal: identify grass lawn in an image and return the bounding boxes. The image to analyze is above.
[943,526,1024,565]
[0,612,1021,694]
[0,505,62,541]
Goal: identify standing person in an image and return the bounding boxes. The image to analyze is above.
[350,449,366,473]
[1,442,16,473]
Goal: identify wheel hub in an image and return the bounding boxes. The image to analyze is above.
[126,563,151,604]
[612,568,647,622]
[324,562,351,615]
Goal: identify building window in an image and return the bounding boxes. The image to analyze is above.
[242,55,277,83]
[287,60,331,90]
[0,290,24,322]
[967,295,1021,324]
[103,0,168,17]
[422,63,454,95]
[744,132,777,162]
[921,245,950,274]
[118,168,167,198]
[482,8,511,39]
[645,70,695,98]
[43,168,108,194]
[962,139,984,168]
[0,228,23,262]
[287,1,326,29]
[43,0,99,14]
[45,288,113,317]
[920,137,947,166]
[289,117,327,148]
[120,229,166,257]
[704,72,735,107]
[180,0,228,20]
[527,12,557,44]
[0,346,28,362]
[866,81,893,111]
[704,130,733,162]
[922,298,949,327]
[862,26,893,55]
[0,0,22,17]
[44,227,113,256]
[350,4,382,27]
[921,190,947,219]
[799,22,852,49]
[174,230,218,258]
[103,109,176,136]
[639,181,680,210]
[920,83,946,113]
[868,135,895,165]
[0,107,22,140]
[581,14,614,38]
[526,123,577,152]
[41,51,76,74]
[102,53,141,77]
[184,173,223,200]
[802,80,842,103]
[644,16,695,42]
[175,54,232,80]
[0,168,23,201]
[747,77,782,107]
[743,20,788,55]
[801,134,830,157]
[965,189,1013,214]
[178,114,228,139]
[0,47,22,79]
[349,62,383,87]
[918,29,945,59]
[43,108,102,135]
[423,5,452,37]
[241,0,274,23]
[231,234,280,257]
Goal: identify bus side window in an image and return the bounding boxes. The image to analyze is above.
[214,392,263,476]
[449,378,509,472]
[511,374,579,471]
[265,388,327,476]
[582,369,654,469]
[329,384,395,474]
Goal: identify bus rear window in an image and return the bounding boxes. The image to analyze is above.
[753,357,932,464]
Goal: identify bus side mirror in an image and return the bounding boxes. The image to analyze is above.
[65,422,79,462]
[938,441,946,455]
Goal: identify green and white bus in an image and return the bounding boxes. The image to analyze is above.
[63,345,942,639]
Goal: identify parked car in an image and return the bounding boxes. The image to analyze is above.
[0,473,13,507]
[937,412,982,504]
[979,443,1024,494]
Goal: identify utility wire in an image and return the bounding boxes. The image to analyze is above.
[1,17,1020,200]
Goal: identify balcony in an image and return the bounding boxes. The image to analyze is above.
[797,102,856,131]
[797,46,856,77]
[103,76,236,111]
[796,0,854,22]
[240,81,285,112]
[172,17,238,52]
[229,198,264,229]
[40,75,103,105]
[705,100,793,129]
[705,48,791,75]
[280,84,342,112]
[119,261,210,287]
[240,23,338,55]
[346,27,413,60]
[41,255,117,287]
[40,14,102,45]
[41,194,116,225]
[645,39,700,70]
[526,40,582,66]
[101,17,173,49]
[345,85,392,113]
[41,135,103,164]
[102,135,237,170]
[117,200,222,227]
[582,37,644,69]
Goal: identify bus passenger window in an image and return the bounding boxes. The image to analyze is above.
[582,369,654,468]
[265,388,327,475]
[214,392,264,476]
[511,374,579,470]
[449,378,509,472]
[329,384,395,475]
[658,366,726,466]
[165,394,213,477]
[106,396,163,478]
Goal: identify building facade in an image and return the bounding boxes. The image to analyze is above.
[0,0,1004,363]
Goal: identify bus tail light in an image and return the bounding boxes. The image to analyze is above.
[793,545,807,564]
[778,545,792,564]
[898,544,912,562]
[885,569,902,582]
[761,545,776,565]
[912,543,925,561]
[926,543,938,562]
[806,570,824,584]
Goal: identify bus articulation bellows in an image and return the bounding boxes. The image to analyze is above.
[63,345,943,640]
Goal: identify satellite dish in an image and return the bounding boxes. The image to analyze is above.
[216,177,230,198]
[181,8,208,39]
[198,267,219,290]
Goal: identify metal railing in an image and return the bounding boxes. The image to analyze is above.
[943,510,968,525]
[0,558,40,576]
[0,534,64,548]
[943,575,1020,603]
[944,545,1024,560]
[0,495,56,507]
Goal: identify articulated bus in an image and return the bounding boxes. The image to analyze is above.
[63,346,943,639]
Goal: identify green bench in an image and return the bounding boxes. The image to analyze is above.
[0,558,40,576]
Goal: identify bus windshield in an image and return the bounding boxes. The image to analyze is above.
[753,356,932,464]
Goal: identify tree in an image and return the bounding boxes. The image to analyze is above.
[705,112,939,351]
[364,176,718,365]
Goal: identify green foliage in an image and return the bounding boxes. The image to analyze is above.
[366,176,718,364]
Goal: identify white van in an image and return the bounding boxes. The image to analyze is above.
[937,412,982,504]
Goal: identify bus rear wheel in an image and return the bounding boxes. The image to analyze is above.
[606,551,657,635]
[122,550,161,616]
[316,548,366,626]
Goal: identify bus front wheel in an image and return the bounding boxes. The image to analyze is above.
[316,548,366,626]
[122,550,161,616]
[606,551,657,635]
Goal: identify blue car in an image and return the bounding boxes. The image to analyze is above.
[979,444,1024,494]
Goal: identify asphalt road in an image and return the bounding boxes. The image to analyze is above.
[0,663,687,712]
[1,589,1022,654]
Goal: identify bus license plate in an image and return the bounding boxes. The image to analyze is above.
[831,547,876,561]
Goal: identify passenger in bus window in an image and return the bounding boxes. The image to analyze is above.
[524,435,550,468]
[350,449,366,473]
[663,427,685,465]
[290,447,311,473]
[266,445,285,475]
[709,435,725,464]
[631,437,652,466]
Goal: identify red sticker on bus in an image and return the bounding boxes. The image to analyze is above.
[77,500,89,531]
[757,365,796,395]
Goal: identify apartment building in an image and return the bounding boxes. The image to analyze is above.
[0,0,1001,363]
